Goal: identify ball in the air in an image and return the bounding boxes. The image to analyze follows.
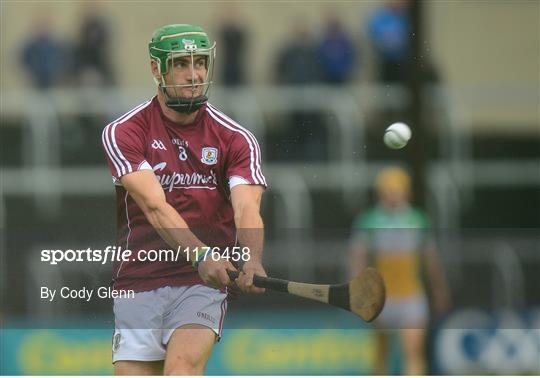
[384,122,411,149]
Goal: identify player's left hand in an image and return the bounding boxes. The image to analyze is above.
[235,261,266,294]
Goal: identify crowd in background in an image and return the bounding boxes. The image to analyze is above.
[18,0,440,163]
[216,0,440,161]
[220,0,440,87]
[21,0,439,91]
[20,8,115,90]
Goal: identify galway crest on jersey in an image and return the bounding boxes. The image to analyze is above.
[201,147,218,165]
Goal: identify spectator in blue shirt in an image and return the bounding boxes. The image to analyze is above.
[368,0,411,83]
[318,18,356,85]
[20,16,70,90]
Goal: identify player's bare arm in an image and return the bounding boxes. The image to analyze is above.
[120,169,235,288]
[230,184,267,294]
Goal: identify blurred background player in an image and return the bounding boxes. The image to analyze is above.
[349,167,451,375]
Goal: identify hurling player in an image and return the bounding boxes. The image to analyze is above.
[102,24,267,375]
[348,167,451,375]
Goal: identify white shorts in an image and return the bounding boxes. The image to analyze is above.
[112,284,227,362]
[376,295,428,328]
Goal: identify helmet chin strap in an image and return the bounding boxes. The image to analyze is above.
[158,84,207,114]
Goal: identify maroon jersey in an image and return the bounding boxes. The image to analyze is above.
[101,97,266,292]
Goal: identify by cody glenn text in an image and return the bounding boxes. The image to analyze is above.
[40,286,134,302]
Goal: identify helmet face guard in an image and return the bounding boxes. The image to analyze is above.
[149,25,216,114]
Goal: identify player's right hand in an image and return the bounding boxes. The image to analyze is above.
[198,258,237,289]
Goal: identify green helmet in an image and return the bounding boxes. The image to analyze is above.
[149,24,216,114]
